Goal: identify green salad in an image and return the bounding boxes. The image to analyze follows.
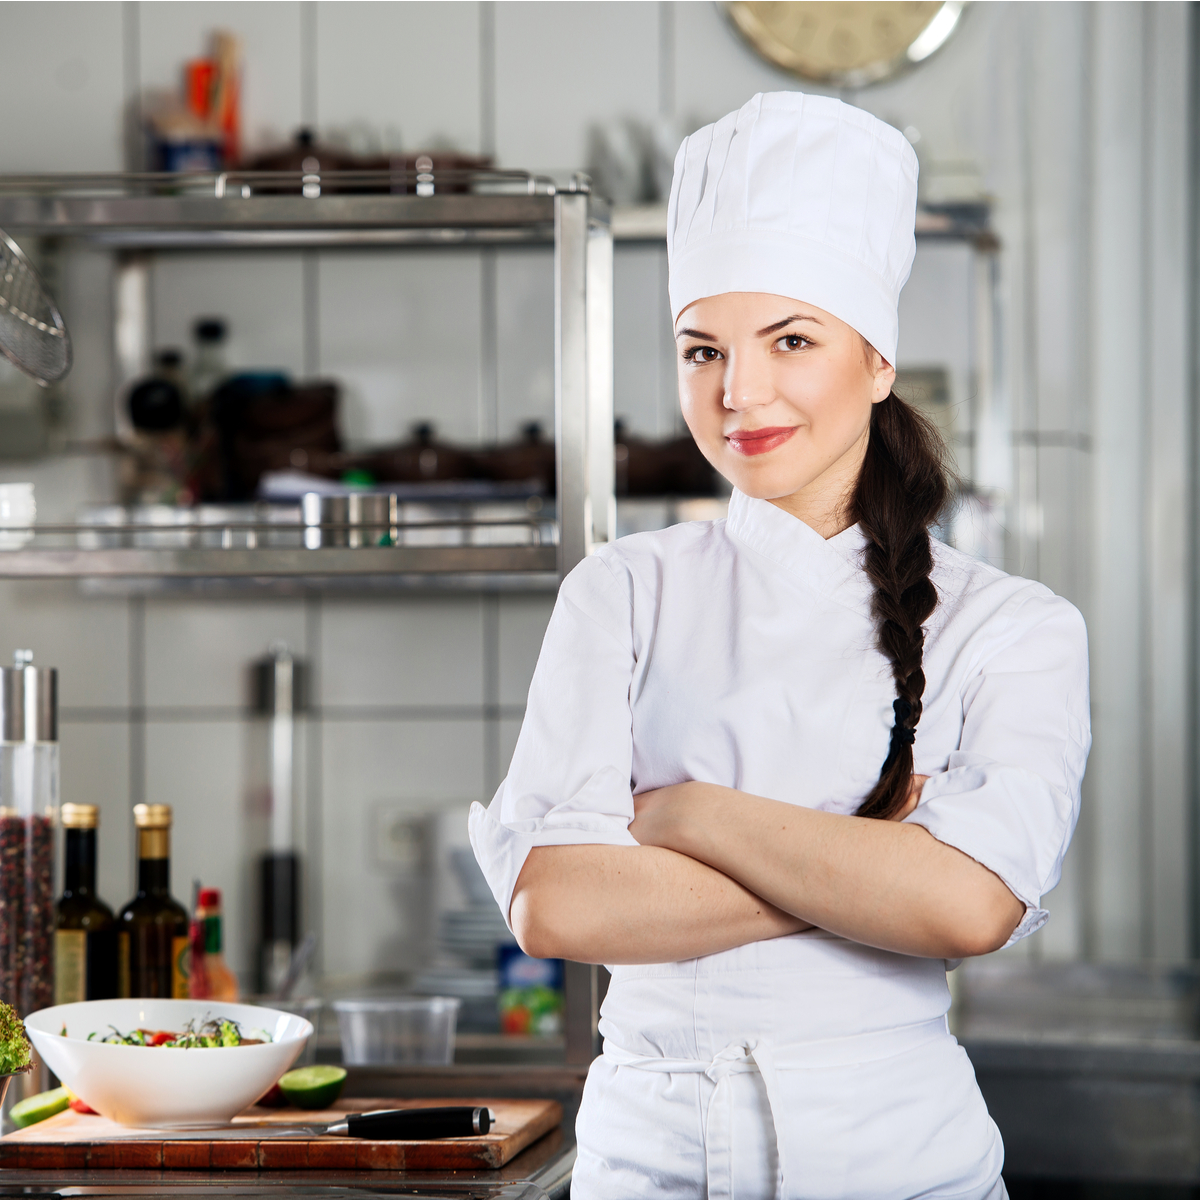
[0,1001,32,1074]
[89,1017,268,1048]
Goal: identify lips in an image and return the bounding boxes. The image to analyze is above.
[725,426,797,457]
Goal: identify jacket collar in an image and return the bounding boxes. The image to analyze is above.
[724,488,874,611]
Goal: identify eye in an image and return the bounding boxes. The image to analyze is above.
[682,345,723,363]
[774,333,811,352]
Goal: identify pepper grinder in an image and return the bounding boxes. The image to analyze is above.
[251,643,308,994]
[0,650,58,1018]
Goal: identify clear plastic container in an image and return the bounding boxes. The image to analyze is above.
[248,996,322,1066]
[332,996,460,1065]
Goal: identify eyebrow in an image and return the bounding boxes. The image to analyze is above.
[674,314,822,340]
[755,315,822,337]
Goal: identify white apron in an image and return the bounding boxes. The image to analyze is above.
[572,937,1007,1200]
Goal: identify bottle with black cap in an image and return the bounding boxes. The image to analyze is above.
[55,804,117,1002]
[117,804,190,998]
[190,317,228,404]
[0,649,59,1015]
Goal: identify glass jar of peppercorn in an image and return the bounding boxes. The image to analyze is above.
[0,650,59,1016]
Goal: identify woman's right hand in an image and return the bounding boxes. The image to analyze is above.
[889,774,929,822]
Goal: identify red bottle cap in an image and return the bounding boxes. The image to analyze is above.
[197,887,222,909]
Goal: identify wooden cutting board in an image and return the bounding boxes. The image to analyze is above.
[0,1097,561,1171]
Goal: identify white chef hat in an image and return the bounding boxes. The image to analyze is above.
[667,91,919,365]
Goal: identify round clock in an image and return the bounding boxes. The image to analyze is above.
[723,1,965,89]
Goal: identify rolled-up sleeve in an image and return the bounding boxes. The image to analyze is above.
[907,589,1091,945]
[469,553,639,928]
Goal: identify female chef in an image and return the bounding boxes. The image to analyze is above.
[470,92,1090,1199]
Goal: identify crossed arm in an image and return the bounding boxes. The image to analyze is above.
[509,777,1025,965]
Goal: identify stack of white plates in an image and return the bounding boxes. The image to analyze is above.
[411,965,501,1033]
[439,908,514,967]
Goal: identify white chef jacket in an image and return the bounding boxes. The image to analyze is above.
[470,488,1090,1199]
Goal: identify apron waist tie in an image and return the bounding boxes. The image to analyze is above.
[602,1016,949,1200]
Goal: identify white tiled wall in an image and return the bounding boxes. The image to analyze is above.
[0,581,130,709]
[320,718,486,981]
[151,253,308,379]
[0,3,126,173]
[58,720,134,910]
[496,594,554,708]
[143,598,307,709]
[0,1,1175,977]
[493,2,660,173]
[318,250,485,446]
[315,2,483,153]
[320,596,485,709]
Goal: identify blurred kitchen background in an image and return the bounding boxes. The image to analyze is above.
[0,0,1188,1025]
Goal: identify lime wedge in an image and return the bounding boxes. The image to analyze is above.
[277,1065,347,1110]
[10,1086,70,1128]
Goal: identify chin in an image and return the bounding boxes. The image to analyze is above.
[715,457,811,502]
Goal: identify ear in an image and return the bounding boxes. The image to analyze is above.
[871,353,896,405]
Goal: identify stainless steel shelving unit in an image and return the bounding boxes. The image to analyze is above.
[0,171,616,1070]
[0,170,615,588]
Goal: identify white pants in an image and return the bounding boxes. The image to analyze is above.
[572,1018,1006,1200]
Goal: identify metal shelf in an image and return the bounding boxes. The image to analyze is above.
[0,543,558,580]
[0,171,615,590]
[0,171,608,249]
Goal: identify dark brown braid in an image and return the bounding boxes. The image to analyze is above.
[851,390,952,820]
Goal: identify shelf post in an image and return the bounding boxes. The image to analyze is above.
[112,253,151,442]
[586,211,615,549]
[555,192,590,576]
[556,191,615,1064]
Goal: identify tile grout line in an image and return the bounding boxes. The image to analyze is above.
[58,704,526,722]
[128,597,145,900]
[658,1,675,120]
[479,0,496,158]
[122,1,143,171]
[304,594,324,981]
[483,596,501,799]
[301,0,318,130]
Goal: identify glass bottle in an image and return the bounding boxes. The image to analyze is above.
[54,804,116,1002]
[189,887,238,1001]
[117,805,189,999]
[189,318,228,406]
[0,650,59,1016]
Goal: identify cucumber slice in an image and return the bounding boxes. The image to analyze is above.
[277,1065,347,1110]
[10,1086,70,1128]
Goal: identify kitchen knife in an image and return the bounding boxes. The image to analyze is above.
[130,1107,495,1141]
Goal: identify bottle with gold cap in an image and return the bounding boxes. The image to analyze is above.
[117,804,189,998]
[54,804,117,1002]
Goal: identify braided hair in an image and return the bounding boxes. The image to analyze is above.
[851,390,951,821]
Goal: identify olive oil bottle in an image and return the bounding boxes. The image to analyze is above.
[117,804,189,998]
[54,804,117,1002]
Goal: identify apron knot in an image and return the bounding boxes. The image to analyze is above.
[705,1041,757,1083]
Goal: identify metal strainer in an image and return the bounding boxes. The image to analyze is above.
[0,230,70,384]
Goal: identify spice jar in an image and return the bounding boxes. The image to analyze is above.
[0,650,58,1015]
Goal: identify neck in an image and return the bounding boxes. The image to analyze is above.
[138,857,170,896]
[766,424,869,539]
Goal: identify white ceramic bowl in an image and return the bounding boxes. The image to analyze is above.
[25,999,313,1127]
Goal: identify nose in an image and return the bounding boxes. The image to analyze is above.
[722,347,774,411]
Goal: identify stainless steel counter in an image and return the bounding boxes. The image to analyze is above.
[956,960,1200,1183]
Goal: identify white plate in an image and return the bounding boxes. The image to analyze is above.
[25,999,312,1127]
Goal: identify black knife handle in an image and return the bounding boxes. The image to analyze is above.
[344,1106,492,1140]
